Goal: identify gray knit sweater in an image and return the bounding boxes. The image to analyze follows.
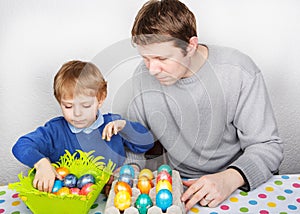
[128,45,283,191]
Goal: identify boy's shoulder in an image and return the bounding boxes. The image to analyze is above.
[45,116,67,127]
[47,116,65,123]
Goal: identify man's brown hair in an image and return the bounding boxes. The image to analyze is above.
[131,0,197,54]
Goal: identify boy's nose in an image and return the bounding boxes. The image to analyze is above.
[73,106,82,116]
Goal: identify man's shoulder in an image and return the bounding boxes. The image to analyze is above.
[207,44,260,77]
[208,44,250,61]
[133,61,148,75]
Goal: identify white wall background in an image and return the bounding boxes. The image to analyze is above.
[1,0,299,185]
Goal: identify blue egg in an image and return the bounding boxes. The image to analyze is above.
[52,180,63,193]
[77,174,95,189]
[63,173,77,188]
[119,164,135,178]
[156,189,173,212]
[118,173,133,187]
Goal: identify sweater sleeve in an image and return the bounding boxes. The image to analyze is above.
[12,126,53,168]
[229,71,283,191]
[123,148,146,170]
[119,119,154,153]
[11,118,71,168]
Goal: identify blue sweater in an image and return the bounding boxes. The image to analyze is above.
[12,113,154,169]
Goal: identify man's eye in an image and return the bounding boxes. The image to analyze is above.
[64,105,72,109]
[83,105,91,108]
[159,57,167,61]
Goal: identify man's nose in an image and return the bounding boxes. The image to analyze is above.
[148,59,161,76]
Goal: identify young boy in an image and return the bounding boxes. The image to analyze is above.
[12,60,154,193]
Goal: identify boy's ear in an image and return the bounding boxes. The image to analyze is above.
[97,93,107,108]
[186,36,198,57]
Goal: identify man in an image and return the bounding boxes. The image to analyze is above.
[128,0,283,210]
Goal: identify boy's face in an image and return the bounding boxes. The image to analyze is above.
[137,41,193,86]
[60,95,102,129]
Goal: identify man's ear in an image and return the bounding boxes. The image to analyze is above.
[186,36,199,57]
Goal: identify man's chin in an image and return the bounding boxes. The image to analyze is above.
[159,80,176,86]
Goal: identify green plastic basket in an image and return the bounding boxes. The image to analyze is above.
[9,150,115,214]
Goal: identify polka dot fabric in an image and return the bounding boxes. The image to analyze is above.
[1,174,299,213]
[187,175,300,214]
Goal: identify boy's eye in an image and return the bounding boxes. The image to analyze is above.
[83,105,91,108]
[64,105,72,109]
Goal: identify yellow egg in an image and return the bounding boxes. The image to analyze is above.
[139,168,154,180]
[156,179,172,193]
[114,190,131,211]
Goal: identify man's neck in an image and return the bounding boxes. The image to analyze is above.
[193,44,208,72]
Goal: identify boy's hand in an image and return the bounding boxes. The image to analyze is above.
[33,158,62,192]
[102,120,126,141]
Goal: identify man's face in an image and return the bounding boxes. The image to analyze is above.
[60,95,101,129]
[137,41,192,86]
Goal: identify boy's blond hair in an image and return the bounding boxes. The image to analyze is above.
[54,60,107,103]
[131,0,197,55]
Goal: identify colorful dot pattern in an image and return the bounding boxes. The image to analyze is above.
[1,175,299,213]
[0,186,107,214]
[188,175,300,214]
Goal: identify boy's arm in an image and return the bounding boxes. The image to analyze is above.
[102,119,154,153]
[12,120,65,168]
[118,120,154,153]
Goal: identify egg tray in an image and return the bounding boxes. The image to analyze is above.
[105,170,185,214]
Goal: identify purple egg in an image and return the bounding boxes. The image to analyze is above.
[76,174,95,189]
[118,173,133,187]
[63,173,77,188]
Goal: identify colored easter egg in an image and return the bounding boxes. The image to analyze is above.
[69,187,80,195]
[156,179,172,193]
[77,174,95,189]
[118,173,133,187]
[156,171,172,184]
[79,183,95,195]
[52,180,63,193]
[114,190,131,211]
[156,189,173,212]
[137,176,152,194]
[55,167,70,178]
[63,173,77,188]
[158,164,172,176]
[114,181,132,196]
[135,193,153,214]
[139,168,154,181]
[56,187,70,196]
[119,164,135,178]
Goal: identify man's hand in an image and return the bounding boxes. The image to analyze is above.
[33,158,62,192]
[102,120,126,141]
[181,168,245,210]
